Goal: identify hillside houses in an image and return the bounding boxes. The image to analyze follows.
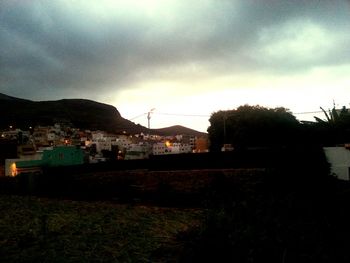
[0,124,208,176]
[152,142,192,155]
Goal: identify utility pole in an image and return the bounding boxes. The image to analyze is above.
[147,108,155,129]
[223,111,227,144]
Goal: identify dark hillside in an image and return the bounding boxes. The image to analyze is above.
[0,93,147,133]
[0,93,29,101]
[152,125,207,136]
[0,93,205,136]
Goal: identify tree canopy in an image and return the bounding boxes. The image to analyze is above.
[207,105,300,151]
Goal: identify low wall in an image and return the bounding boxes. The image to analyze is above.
[12,168,267,206]
[1,146,331,206]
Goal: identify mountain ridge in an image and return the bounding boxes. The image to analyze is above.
[0,93,206,136]
[0,93,31,101]
[151,125,207,137]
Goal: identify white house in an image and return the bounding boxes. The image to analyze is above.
[91,131,106,141]
[94,139,112,153]
[152,142,172,155]
[115,135,132,151]
[32,127,50,146]
[171,143,192,154]
[152,142,192,155]
[125,143,151,160]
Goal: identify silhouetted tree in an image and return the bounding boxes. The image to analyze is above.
[313,106,350,145]
[315,106,349,126]
[207,105,300,151]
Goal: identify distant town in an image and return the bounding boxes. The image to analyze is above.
[0,123,209,177]
[1,94,350,181]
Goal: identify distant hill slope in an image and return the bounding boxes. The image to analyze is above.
[0,93,29,101]
[152,125,207,137]
[0,93,147,133]
[0,93,206,136]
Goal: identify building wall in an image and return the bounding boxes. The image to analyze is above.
[195,137,209,153]
[94,140,112,153]
[115,135,132,151]
[5,158,43,176]
[171,143,192,154]
[152,142,192,155]
[152,142,171,155]
[323,147,350,180]
[91,131,106,140]
[42,146,84,166]
[5,146,84,176]
[125,143,151,160]
[33,127,50,146]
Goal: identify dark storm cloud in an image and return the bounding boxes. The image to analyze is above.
[1,0,349,100]
[0,1,153,98]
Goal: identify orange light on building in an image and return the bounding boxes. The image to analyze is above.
[165,141,171,147]
[195,137,209,153]
[10,163,17,177]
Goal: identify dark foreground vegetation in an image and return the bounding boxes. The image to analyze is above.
[0,195,203,262]
[2,146,350,262]
[180,169,350,263]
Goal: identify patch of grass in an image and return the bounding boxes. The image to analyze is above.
[0,195,204,262]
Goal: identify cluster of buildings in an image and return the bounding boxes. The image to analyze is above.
[0,124,208,177]
[4,124,350,181]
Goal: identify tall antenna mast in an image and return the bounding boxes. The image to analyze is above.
[147,108,155,129]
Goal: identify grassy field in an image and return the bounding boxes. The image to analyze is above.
[0,195,204,262]
[1,151,345,262]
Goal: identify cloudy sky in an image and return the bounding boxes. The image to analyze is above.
[1,0,350,132]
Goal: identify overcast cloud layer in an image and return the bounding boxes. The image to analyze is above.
[1,0,350,131]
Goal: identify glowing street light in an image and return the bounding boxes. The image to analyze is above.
[165,140,171,147]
